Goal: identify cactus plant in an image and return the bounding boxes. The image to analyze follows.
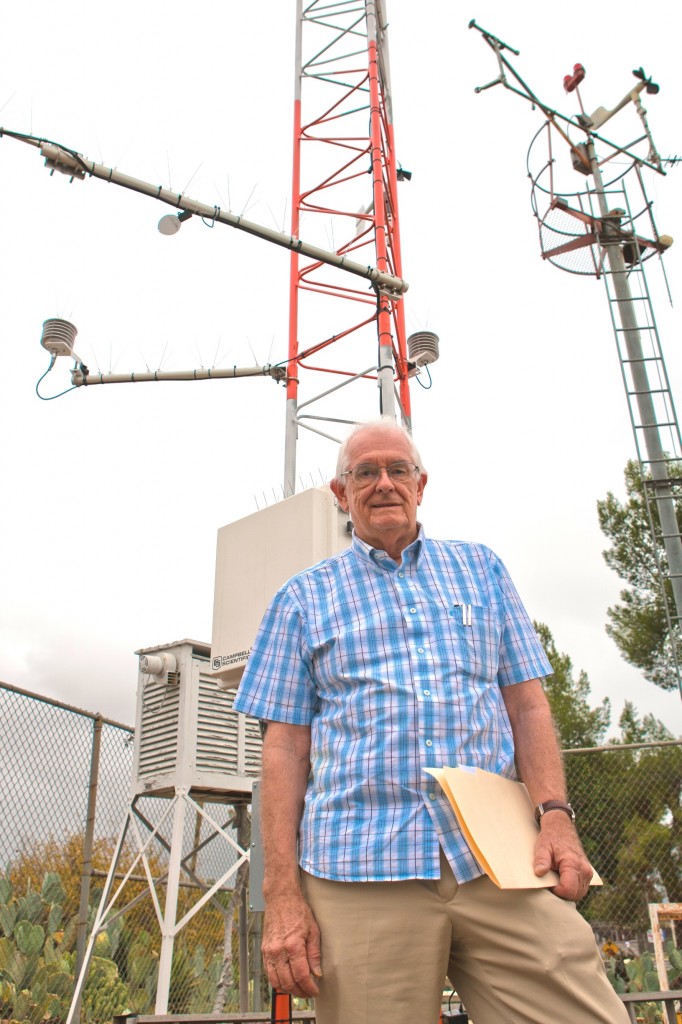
[0,869,132,1024]
[605,944,682,1024]
[0,861,250,1022]
[666,939,682,987]
[80,955,129,1022]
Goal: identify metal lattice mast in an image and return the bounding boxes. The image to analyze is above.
[587,156,682,651]
[471,22,682,695]
[284,0,412,495]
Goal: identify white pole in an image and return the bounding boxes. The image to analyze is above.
[155,792,188,1014]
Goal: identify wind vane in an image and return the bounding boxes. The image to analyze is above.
[471,20,682,698]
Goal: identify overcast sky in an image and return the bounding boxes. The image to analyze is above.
[1,0,681,735]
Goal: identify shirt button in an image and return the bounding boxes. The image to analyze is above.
[417,647,424,653]
[429,792,437,800]
[398,572,404,578]
[423,689,431,696]
[409,607,417,613]
[425,739,433,747]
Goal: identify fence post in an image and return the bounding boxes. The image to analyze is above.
[73,713,103,1023]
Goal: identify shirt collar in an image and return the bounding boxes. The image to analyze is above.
[351,524,425,570]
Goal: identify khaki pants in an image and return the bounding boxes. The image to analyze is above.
[301,850,628,1024]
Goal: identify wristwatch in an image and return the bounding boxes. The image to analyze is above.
[534,800,575,824]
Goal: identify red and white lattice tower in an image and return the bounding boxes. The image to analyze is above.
[283,0,413,494]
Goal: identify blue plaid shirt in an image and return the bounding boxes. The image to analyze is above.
[234,527,551,883]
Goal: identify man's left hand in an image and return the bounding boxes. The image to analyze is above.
[533,813,593,901]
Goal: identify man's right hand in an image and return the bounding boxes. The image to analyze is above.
[262,890,322,998]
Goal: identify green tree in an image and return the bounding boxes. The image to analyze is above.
[534,622,615,911]
[618,700,673,744]
[597,459,682,690]
[534,625,681,931]
[587,704,682,930]
[534,621,610,748]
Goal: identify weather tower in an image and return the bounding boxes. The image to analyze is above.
[471,21,682,696]
[283,0,427,493]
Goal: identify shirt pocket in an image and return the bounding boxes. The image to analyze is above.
[448,602,501,684]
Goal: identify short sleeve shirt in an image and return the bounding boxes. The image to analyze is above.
[233,527,551,882]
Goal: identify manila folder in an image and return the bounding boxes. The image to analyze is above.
[425,765,601,890]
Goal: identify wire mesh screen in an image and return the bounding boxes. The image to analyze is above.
[0,684,136,1023]
[1,680,680,1024]
[565,742,682,941]
[0,682,266,1024]
[1,688,111,864]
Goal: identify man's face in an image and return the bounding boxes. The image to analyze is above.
[331,426,427,555]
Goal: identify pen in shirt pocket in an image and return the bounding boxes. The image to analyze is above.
[454,602,473,626]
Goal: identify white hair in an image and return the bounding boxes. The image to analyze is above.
[334,417,425,479]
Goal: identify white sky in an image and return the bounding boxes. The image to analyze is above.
[1,0,681,734]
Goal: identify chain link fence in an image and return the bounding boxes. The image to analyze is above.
[565,742,682,941]
[1,680,680,1024]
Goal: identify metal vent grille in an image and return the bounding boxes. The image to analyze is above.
[137,680,180,779]
[196,677,262,779]
[244,715,262,776]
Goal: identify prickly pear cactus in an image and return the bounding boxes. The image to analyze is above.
[0,870,130,1024]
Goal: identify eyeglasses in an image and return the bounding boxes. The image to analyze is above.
[340,462,420,485]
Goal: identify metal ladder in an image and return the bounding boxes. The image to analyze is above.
[594,174,682,695]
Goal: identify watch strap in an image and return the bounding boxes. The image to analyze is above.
[535,799,575,824]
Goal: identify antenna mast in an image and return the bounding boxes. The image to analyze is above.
[284,0,413,494]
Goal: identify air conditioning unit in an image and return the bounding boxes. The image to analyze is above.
[210,486,350,688]
[132,639,262,798]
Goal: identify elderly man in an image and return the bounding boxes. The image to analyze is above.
[233,419,628,1024]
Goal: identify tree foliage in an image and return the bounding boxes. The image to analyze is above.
[597,459,682,690]
[7,835,115,917]
[534,621,610,748]
[587,704,682,930]
[535,624,681,932]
